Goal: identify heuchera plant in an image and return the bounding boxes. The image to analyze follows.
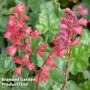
[4,3,88,90]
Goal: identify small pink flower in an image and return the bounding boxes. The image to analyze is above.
[30,30,40,38]
[50,52,56,58]
[13,3,27,13]
[41,65,51,72]
[28,38,32,44]
[14,56,23,65]
[12,38,22,45]
[57,49,66,57]
[6,24,13,32]
[22,44,32,53]
[9,15,16,19]
[59,24,68,30]
[72,39,80,45]
[37,44,47,51]
[8,15,17,27]
[64,8,74,16]
[27,63,35,71]
[24,26,32,34]
[36,44,47,56]
[22,53,30,65]
[79,18,88,26]
[76,4,84,10]
[40,71,49,82]
[16,20,24,28]
[20,14,29,20]
[6,45,17,57]
[14,66,22,76]
[80,9,88,15]
[46,58,56,67]
[74,26,83,35]
[4,31,11,39]
[36,51,45,56]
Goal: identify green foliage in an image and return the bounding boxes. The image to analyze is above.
[70,29,90,75]
[36,1,62,34]
[0,51,16,77]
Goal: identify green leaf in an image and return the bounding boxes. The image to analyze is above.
[64,80,78,90]
[21,67,29,78]
[0,16,8,33]
[55,57,67,72]
[0,10,11,15]
[79,81,90,90]
[38,78,53,90]
[50,68,65,83]
[36,1,62,34]
[83,70,90,80]
[49,57,66,83]
[31,37,44,52]
[0,35,5,48]
[69,29,90,75]
[0,53,16,76]
[28,0,46,12]
[69,56,89,75]
[36,54,44,67]
[28,0,46,26]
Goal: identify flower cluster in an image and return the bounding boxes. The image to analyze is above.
[52,8,88,57]
[4,3,45,77]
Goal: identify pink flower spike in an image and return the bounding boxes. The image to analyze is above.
[14,66,22,77]
[72,39,80,45]
[6,45,17,57]
[79,18,88,26]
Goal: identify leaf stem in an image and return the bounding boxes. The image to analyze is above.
[61,47,71,90]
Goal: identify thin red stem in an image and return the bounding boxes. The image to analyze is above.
[61,47,71,90]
